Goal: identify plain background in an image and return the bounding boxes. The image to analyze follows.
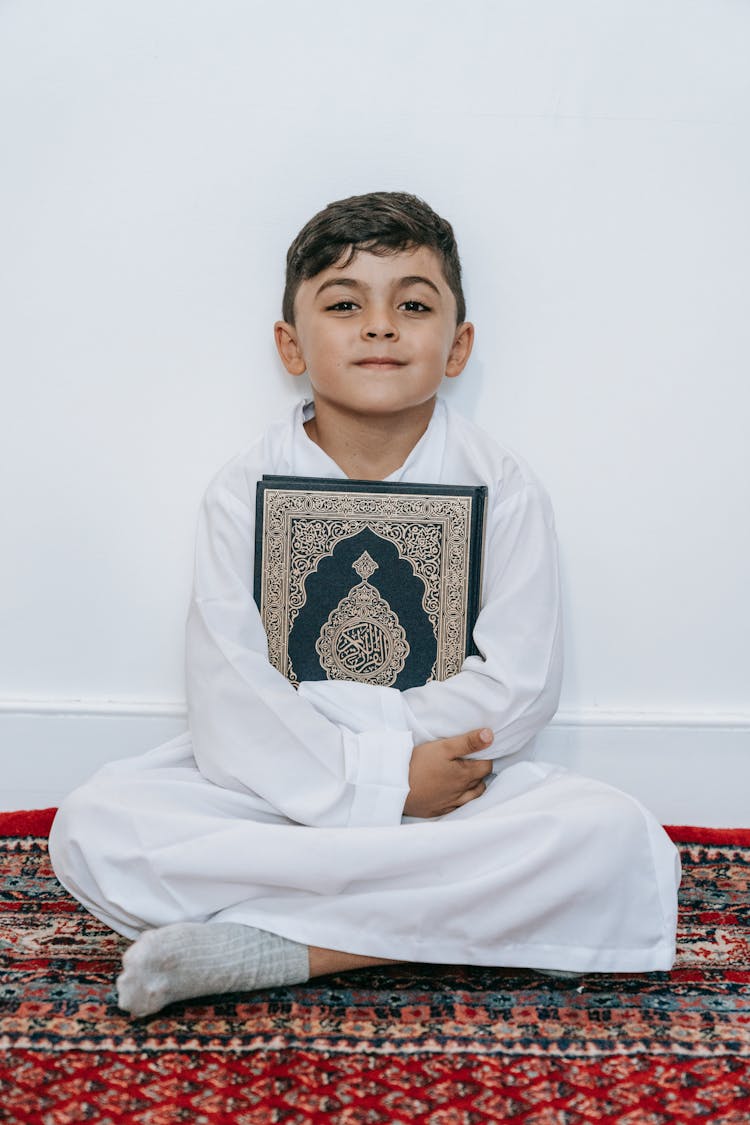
[1,0,748,820]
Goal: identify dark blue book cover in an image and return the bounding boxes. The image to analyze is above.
[254,476,486,690]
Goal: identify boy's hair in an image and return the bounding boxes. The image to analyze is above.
[282,191,466,325]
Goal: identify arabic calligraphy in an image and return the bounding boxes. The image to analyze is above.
[335,618,393,677]
[316,551,409,685]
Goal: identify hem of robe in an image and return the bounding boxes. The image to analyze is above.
[55,867,676,975]
[212,919,677,974]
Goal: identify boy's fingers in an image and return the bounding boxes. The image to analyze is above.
[452,727,494,760]
[453,779,487,807]
[460,760,493,786]
[464,775,488,794]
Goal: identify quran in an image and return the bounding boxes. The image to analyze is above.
[254,476,487,690]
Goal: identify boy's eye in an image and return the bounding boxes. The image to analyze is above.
[325,300,359,312]
[400,300,431,313]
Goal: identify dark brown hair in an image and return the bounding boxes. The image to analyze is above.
[282,191,466,324]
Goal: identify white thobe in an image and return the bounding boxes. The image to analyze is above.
[49,399,681,972]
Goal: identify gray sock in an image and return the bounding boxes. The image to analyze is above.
[535,968,582,979]
[116,921,310,1017]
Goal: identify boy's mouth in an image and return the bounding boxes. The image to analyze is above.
[355,357,406,369]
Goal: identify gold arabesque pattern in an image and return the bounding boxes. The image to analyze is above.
[259,487,475,686]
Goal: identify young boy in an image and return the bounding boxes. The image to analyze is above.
[49,192,681,1017]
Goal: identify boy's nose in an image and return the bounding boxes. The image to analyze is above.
[362,321,399,340]
[361,303,399,340]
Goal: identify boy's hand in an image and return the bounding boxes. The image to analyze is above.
[403,729,494,819]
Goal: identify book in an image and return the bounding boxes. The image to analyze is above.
[254,475,487,690]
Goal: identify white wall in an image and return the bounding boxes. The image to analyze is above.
[1,0,748,822]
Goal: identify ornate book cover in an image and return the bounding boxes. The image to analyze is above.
[254,475,487,690]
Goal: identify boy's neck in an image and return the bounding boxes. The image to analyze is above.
[304,398,437,481]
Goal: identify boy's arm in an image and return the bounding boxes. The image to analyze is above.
[401,481,562,753]
[299,481,562,758]
[186,476,413,829]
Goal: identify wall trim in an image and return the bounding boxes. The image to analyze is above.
[0,698,187,719]
[553,708,750,730]
[1,699,748,826]
[1,697,749,728]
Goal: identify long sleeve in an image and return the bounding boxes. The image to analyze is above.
[400,479,562,754]
[186,471,413,828]
[299,477,562,762]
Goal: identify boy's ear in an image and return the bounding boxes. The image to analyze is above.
[274,321,307,376]
[445,321,475,379]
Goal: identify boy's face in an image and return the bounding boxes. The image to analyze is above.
[274,247,473,422]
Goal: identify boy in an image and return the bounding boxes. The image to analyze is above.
[50,192,681,1018]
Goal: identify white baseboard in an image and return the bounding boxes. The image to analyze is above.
[1,700,748,827]
[0,702,187,814]
[534,713,750,828]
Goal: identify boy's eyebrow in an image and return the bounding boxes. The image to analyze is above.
[397,275,442,297]
[314,275,442,299]
[315,278,364,298]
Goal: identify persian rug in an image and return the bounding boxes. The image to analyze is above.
[1,809,749,1125]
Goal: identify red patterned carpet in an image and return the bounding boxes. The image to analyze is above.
[2,809,750,1124]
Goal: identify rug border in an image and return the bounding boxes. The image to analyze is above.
[0,808,57,836]
[2,808,750,845]
[664,824,750,845]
